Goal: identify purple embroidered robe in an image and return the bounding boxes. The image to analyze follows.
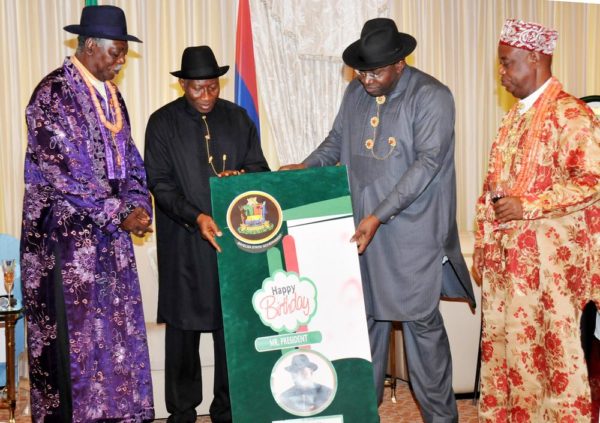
[20,58,154,422]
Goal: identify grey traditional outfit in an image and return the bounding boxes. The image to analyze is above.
[301,18,475,423]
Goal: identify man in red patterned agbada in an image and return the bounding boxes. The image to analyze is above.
[472,18,599,422]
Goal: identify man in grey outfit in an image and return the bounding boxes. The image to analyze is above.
[281,18,475,422]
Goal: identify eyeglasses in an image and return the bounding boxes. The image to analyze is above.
[354,62,403,81]
[354,68,387,81]
[355,63,399,80]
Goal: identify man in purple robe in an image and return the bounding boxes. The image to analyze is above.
[20,6,154,422]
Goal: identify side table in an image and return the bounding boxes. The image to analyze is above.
[0,302,23,423]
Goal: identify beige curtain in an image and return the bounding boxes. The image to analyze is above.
[252,0,389,164]
[1,0,599,237]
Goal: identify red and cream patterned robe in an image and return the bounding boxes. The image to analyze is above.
[475,78,600,422]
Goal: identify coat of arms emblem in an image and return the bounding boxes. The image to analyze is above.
[226,191,283,250]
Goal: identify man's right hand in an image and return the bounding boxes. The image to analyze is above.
[279,163,307,171]
[120,207,153,237]
[196,213,223,252]
[350,214,381,255]
[471,247,484,285]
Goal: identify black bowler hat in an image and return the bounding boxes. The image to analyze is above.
[170,46,230,80]
[285,354,318,373]
[64,5,142,43]
[342,18,416,70]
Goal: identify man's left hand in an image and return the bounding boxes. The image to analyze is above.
[493,196,523,223]
[279,163,307,171]
[350,214,381,254]
[217,169,245,177]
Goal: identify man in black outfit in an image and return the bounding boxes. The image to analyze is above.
[144,45,270,423]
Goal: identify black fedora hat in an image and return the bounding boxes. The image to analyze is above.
[64,5,142,43]
[342,18,416,70]
[171,46,230,80]
[285,354,318,373]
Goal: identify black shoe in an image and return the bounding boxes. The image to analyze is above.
[166,409,197,423]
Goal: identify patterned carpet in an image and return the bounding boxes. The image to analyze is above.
[4,379,479,423]
[7,336,599,422]
[377,381,479,423]
[3,378,480,423]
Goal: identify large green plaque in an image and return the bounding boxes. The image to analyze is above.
[211,166,378,423]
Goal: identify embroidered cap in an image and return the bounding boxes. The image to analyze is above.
[499,19,558,55]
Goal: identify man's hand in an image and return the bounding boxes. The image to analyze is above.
[350,214,381,254]
[471,247,484,285]
[120,207,153,237]
[197,213,223,252]
[493,196,523,223]
[217,169,245,177]
[279,163,307,171]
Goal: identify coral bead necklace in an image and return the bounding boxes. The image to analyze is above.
[71,56,124,165]
[491,77,562,196]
